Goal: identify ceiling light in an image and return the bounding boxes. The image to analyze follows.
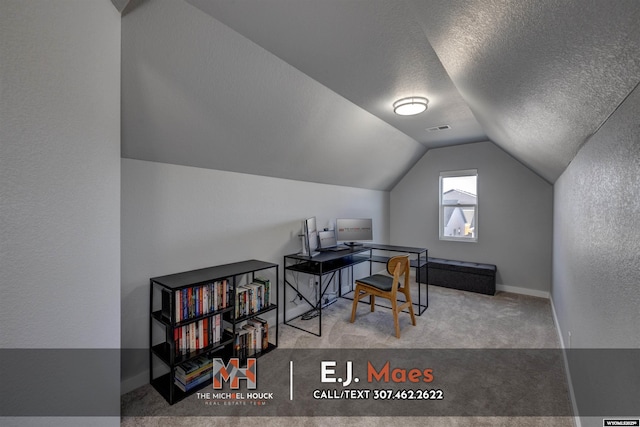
[393,97,428,116]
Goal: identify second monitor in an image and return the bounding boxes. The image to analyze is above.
[335,218,373,246]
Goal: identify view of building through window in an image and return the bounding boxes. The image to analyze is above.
[440,171,477,241]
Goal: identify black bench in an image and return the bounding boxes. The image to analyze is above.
[419,257,496,296]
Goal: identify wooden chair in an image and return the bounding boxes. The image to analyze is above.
[350,255,416,338]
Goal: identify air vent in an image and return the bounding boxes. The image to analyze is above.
[427,125,451,132]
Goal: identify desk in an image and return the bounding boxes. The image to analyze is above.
[283,247,370,336]
[283,244,428,336]
[364,244,428,315]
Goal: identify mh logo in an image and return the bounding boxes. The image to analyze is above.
[212,358,257,389]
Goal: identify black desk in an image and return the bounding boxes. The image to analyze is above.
[283,247,370,336]
[283,244,428,336]
[364,244,428,315]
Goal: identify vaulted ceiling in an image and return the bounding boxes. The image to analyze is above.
[121,0,640,190]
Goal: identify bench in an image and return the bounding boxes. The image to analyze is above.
[419,257,496,296]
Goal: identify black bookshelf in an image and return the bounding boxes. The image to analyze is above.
[149,259,278,404]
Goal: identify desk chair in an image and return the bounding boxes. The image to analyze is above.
[350,255,416,338]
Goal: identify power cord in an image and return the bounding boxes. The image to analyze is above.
[301,309,319,320]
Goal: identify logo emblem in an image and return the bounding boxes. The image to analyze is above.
[212,358,257,389]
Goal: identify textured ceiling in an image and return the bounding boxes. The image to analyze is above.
[122,0,640,187]
[186,0,486,149]
[414,0,640,182]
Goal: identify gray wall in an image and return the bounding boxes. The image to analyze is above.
[552,81,640,427]
[121,158,389,392]
[552,85,640,349]
[0,0,121,424]
[390,141,554,296]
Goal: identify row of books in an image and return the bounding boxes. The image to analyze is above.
[174,355,212,393]
[227,317,270,360]
[235,277,271,319]
[173,314,222,357]
[164,280,232,322]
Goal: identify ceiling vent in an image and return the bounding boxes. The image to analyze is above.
[427,125,451,132]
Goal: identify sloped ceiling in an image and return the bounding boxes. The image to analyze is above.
[121,0,425,191]
[414,0,640,182]
[122,0,640,189]
[185,0,486,149]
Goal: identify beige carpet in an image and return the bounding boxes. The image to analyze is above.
[121,283,575,427]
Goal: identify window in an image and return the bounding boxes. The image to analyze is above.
[439,169,477,242]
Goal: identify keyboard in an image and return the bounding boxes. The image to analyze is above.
[325,245,350,252]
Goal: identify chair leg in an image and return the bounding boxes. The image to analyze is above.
[402,287,417,326]
[408,303,416,326]
[392,299,400,338]
[350,286,360,323]
[370,295,375,312]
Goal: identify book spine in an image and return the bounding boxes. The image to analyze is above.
[174,327,180,357]
[175,291,181,322]
[215,314,221,343]
[190,322,196,353]
[194,286,199,318]
[203,285,208,315]
[182,289,188,321]
[223,280,227,309]
[203,317,208,348]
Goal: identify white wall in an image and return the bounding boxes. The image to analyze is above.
[0,0,121,424]
[390,141,553,296]
[121,158,389,392]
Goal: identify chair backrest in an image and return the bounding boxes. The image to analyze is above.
[386,255,410,289]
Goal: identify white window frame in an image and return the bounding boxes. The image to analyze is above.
[439,169,478,242]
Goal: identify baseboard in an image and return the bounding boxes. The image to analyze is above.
[496,284,550,299]
[121,370,148,395]
[550,296,581,427]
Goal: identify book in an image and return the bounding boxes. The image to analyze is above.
[203,285,208,315]
[175,366,212,385]
[175,291,182,322]
[176,355,212,377]
[175,371,211,392]
[237,328,249,361]
[252,317,269,350]
[203,317,208,348]
[246,283,262,313]
[174,327,181,357]
[247,318,264,353]
[253,276,271,306]
[242,323,257,356]
[182,289,188,321]
[236,285,249,318]
[175,355,213,392]
[214,313,221,344]
[189,322,196,352]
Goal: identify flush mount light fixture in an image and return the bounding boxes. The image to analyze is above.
[393,96,428,116]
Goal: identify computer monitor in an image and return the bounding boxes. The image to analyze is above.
[335,218,373,246]
[303,217,320,257]
[318,230,338,249]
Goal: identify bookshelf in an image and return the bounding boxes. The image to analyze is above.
[149,259,278,405]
